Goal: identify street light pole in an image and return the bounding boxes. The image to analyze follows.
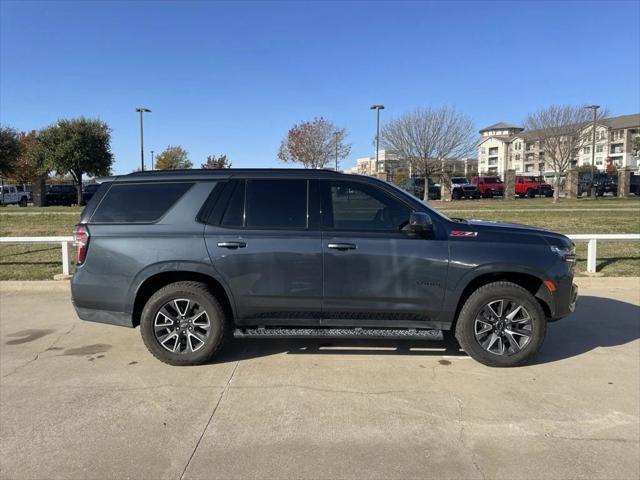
[334,131,339,171]
[136,107,151,171]
[584,105,599,198]
[151,150,155,170]
[370,105,385,177]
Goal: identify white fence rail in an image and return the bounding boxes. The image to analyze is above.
[0,236,74,276]
[0,234,639,276]
[566,234,640,273]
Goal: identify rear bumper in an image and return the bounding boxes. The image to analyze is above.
[73,303,134,328]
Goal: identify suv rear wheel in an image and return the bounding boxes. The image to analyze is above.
[455,281,546,367]
[140,281,227,366]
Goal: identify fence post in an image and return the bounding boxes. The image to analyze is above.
[587,239,597,273]
[61,241,70,276]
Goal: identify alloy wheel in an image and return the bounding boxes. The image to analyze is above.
[153,298,211,354]
[474,299,533,356]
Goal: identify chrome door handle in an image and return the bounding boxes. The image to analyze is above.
[217,241,246,249]
[327,243,357,251]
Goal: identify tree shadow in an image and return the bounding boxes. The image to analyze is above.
[214,295,639,365]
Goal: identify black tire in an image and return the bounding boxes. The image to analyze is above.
[140,281,228,366]
[526,189,535,198]
[452,190,461,200]
[19,197,27,207]
[484,190,493,199]
[455,281,546,367]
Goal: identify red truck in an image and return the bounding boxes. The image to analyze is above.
[515,175,554,198]
[470,176,504,198]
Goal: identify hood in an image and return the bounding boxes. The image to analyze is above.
[465,219,571,247]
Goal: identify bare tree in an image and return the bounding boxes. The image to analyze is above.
[381,106,475,201]
[278,117,351,169]
[524,105,608,203]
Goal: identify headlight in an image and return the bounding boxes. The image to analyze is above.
[550,245,576,262]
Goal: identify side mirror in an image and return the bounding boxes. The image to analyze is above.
[409,212,433,234]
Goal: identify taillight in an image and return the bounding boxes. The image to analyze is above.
[73,224,90,265]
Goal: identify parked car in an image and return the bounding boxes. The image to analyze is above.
[470,176,504,198]
[0,185,30,206]
[71,169,578,368]
[630,173,640,196]
[450,177,480,200]
[578,173,618,197]
[46,184,77,206]
[401,177,441,200]
[82,184,101,204]
[515,176,554,198]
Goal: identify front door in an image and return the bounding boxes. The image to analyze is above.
[204,178,323,325]
[319,179,448,328]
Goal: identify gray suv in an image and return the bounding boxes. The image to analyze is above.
[71,169,577,367]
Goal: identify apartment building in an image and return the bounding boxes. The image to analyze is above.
[477,113,640,177]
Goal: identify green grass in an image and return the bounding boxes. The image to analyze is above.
[1,198,639,279]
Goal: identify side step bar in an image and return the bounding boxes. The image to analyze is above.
[233,327,443,341]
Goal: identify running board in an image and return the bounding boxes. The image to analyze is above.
[233,327,443,341]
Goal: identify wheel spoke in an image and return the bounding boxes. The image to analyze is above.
[505,304,523,321]
[503,330,522,353]
[476,320,492,336]
[173,299,190,317]
[487,300,504,318]
[158,331,180,352]
[187,331,206,352]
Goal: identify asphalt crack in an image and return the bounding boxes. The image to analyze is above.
[179,360,240,480]
[453,395,487,480]
[1,324,76,380]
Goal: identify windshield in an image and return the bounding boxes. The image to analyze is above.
[529,176,544,182]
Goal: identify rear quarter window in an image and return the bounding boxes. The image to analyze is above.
[91,182,193,223]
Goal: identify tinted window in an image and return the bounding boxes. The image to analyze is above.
[92,182,193,223]
[245,179,307,228]
[220,180,245,226]
[321,180,411,231]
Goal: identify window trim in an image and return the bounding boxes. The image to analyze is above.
[89,181,195,225]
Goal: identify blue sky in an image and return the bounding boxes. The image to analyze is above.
[1,0,639,174]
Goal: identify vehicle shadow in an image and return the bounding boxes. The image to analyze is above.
[532,294,640,364]
[214,295,640,365]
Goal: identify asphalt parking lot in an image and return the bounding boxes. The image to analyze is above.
[1,278,639,480]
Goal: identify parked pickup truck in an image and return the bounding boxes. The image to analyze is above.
[578,173,618,197]
[515,176,554,198]
[470,176,504,198]
[451,177,481,199]
[0,185,30,206]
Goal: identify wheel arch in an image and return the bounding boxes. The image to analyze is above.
[451,271,553,332]
[129,263,235,328]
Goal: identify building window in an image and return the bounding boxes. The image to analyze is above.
[515,154,521,161]
[525,164,534,172]
[488,147,498,155]
[596,145,604,153]
[583,146,591,154]
[481,147,486,154]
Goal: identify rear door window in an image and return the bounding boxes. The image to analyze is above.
[245,179,307,228]
[91,182,193,223]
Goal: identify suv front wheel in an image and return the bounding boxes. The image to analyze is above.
[455,282,546,367]
[140,281,227,366]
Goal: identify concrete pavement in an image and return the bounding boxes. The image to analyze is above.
[1,278,639,479]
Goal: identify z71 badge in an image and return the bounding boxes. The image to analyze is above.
[450,230,478,238]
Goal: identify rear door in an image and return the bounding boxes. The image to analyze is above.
[204,178,323,326]
[319,179,448,328]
